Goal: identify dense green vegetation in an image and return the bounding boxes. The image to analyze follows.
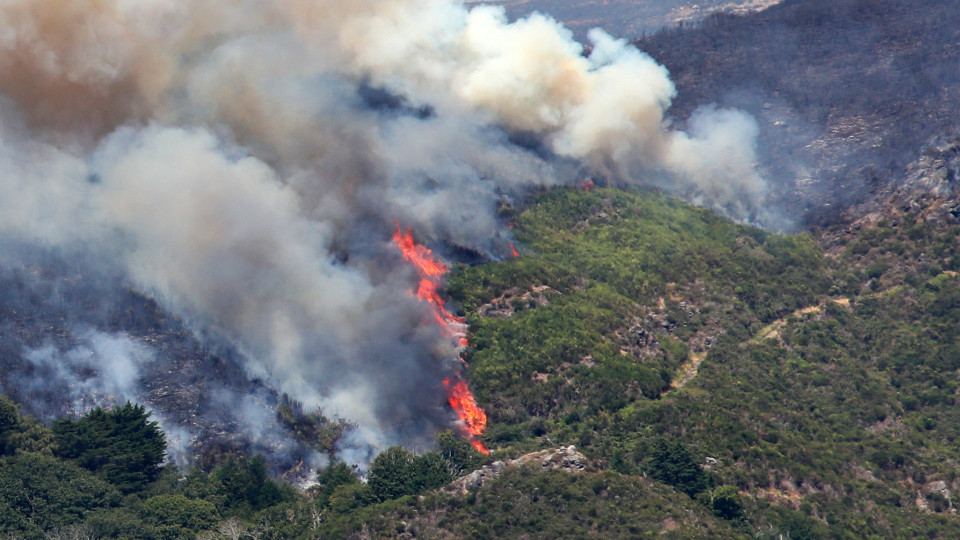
[450,187,828,452]
[315,466,742,539]
[5,185,960,537]
[445,186,960,537]
[0,398,302,539]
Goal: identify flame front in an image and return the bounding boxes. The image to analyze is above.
[444,377,488,452]
[393,224,489,454]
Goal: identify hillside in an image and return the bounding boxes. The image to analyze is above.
[5,0,960,538]
[6,168,960,536]
[443,178,960,537]
[636,0,960,225]
[335,163,960,537]
[468,0,782,41]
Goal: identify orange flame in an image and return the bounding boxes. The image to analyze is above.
[580,180,594,191]
[509,243,519,258]
[444,377,488,452]
[392,225,450,277]
[393,224,489,454]
[394,225,468,347]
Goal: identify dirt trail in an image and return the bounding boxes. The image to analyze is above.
[669,297,850,390]
[752,297,850,343]
[670,351,707,390]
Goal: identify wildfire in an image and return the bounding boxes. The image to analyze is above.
[580,179,594,191]
[444,377,488,453]
[393,224,490,454]
[393,225,469,348]
[509,243,519,258]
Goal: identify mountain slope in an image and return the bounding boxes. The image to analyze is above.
[5,168,960,536]
[636,0,960,225]
[437,175,960,536]
[468,0,782,41]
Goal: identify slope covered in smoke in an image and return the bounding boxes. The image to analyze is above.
[0,246,343,471]
[0,0,777,467]
[636,0,960,225]
[470,0,782,41]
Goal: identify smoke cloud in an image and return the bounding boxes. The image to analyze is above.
[0,0,772,463]
[15,328,200,465]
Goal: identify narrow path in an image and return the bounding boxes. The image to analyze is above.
[668,297,851,391]
[751,297,850,344]
[670,351,706,390]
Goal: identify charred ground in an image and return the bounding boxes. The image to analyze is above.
[637,0,960,226]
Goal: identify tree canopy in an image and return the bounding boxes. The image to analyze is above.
[53,402,166,494]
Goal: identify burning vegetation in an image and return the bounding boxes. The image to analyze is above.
[392,225,489,454]
[0,0,778,469]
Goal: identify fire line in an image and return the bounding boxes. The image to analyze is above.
[392,224,490,454]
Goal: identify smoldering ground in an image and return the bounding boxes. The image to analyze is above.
[0,0,778,466]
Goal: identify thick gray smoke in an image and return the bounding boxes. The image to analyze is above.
[0,0,770,462]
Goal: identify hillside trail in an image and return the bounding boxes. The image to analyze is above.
[752,297,850,343]
[668,296,850,391]
[670,351,707,390]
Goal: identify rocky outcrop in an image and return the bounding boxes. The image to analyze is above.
[477,286,559,318]
[443,445,588,495]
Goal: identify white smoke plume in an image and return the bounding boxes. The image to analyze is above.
[0,0,770,462]
[21,329,152,413]
[16,328,196,465]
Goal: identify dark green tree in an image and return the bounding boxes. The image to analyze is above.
[53,402,166,494]
[648,438,708,497]
[412,451,453,492]
[0,453,121,537]
[367,446,453,502]
[0,396,18,453]
[211,455,295,514]
[315,461,359,507]
[0,395,54,456]
[710,485,744,520]
[141,494,219,539]
[367,446,417,502]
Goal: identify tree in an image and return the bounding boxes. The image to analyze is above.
[46,523,98,540]
[315,461,359,507]
[367,447,453,502]
[0,396,18,452]
[710,485,744,520]
[141,494,219,538]
[367,447,417,502]
[648,438,708,497]
[0,395,54,456]
[0,453,120,536]
[438,430,484,477]
[412,452,453,492]
[211,455,295,514]
[53,402,166,494]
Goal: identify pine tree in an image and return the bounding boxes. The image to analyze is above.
[53,402,166,494]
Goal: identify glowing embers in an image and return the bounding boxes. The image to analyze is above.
[393,224,489,454]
